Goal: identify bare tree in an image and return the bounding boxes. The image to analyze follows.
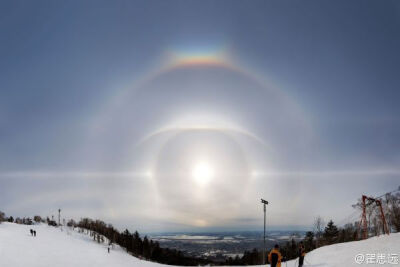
[385,192,400,232]
[0,211,5,223]
[313,216,325,247]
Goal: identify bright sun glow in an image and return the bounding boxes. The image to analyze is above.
[192,162,214,186]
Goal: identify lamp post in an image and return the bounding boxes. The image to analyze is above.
[261,198,269,264]
[58,209,61,226]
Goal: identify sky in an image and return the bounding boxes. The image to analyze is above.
[1,0,400,233]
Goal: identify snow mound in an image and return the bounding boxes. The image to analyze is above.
[1,222,399,267]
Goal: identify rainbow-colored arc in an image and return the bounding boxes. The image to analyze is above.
[94,46,311,150]
[173,56,226,67]
[166,47,231,68]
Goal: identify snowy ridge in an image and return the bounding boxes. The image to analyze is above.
[1,222,399,267]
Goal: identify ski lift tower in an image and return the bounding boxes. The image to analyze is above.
[359,195,389,239]
[261,198,269,264]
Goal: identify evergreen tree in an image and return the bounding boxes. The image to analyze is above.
[122,229,132,252]
[323,220,339,244]
[142,236,151,259]
[132,231,142,255]
[242,248,260,265]
[150,241,162,261]
[304,231,315,251]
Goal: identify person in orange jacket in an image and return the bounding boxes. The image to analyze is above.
[268,244,282,267]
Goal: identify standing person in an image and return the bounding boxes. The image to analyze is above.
[108,246,110,253]
[298,241,306,267]
[30,229,33,236]
[33,230,36,237]
[268,244,282,267]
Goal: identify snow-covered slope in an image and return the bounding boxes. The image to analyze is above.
[302,233,400,267]
[0,222,163,267]
[1,222,399,267]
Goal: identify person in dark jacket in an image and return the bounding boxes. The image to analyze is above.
[298,241,306,267]
[268,244,282,267]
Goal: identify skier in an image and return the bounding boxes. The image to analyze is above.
[108,246,110,253]
[298,241,305,267]
[33,230,36,237]
[30,229,33,236]
[268,244,282,267]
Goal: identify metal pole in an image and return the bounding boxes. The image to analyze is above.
[58,209,61,226]
[261,199,269,264]
[264,203,266,264]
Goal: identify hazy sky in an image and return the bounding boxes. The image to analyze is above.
[1,0,400,232]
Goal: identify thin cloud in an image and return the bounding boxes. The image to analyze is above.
[252,169,400,178]
[0,171,151,179]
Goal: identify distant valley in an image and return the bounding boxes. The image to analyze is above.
[149,231,306,261]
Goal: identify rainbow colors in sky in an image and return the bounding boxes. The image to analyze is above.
[166,46,231,68]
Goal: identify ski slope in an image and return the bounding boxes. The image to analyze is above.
[0,222,163,267]
[0,222,399,267]
[298,233,400,267]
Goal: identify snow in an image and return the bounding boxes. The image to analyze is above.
[301,233,400,267]
[1,222,399,267]
[0,222,164,267]
[155,234,219,240]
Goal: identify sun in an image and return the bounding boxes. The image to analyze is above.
[192,162,214,186]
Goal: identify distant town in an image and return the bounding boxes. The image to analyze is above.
[150,231,306,262]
